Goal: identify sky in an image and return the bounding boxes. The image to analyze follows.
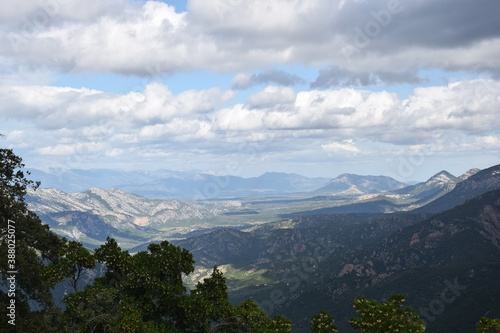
[1,0,500,182]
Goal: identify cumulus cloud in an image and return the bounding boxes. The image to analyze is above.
[472,136,500,149]
[2,0,499,176]
[36,142,106,156]
[0,0,131,24]
[213,79,500,145]
[246,86,296,109]
[321,139,360,154]
[1,0,499,76]
[2,79,499,147]
[0,83,233,129]
[1,78,499,173]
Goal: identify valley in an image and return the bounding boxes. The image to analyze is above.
[26,166,483,249]
[24,164,500,332]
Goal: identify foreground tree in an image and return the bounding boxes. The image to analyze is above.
[213,298,291,332]
[0,148,66,332]
[349,294,426,333]
[61,236,293,332]
[44,240,95,293]
[477,317,500,333]
[63,237,241,332]
[311,310,338,333]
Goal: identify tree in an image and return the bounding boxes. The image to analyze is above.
[63,238,210,332]
[62,236,293,333]
[216,298,292,333]
[63,238,191,332]
[44,240,95,292]
[477,317,500,333]
[311,310,338,333]
[349,294,426,333]
[0,148,65,332]
[183,266,233,332]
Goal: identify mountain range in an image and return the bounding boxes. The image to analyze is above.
[280,168,482,217]
[23,163,500,332]
[26,166,498,249]
[29,168,330,198]
[415,164,500,213]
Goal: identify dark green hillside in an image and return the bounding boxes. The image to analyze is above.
[186,190,500,332]
[177,213,431,329]
[283,189,500,332]
[175,227,263,267]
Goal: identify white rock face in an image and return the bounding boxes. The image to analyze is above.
[27,188,234,227]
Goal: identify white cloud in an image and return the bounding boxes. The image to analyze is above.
[404,79,500,134]
[1,78,500,174]
[0,0,131,23]
[321,139,360,154]
[247,86,296,108]
[36,142,105,156]
[1,0,499,178]
[1,0,499,77]
[212,104,265,131]
[0,82,233,129]
[463,136,500,151]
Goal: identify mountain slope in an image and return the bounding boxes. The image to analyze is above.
[350,189,500,332]
[174,228,261,268]
[279,189,500,332]
[315,173,408,194]
[458,168,481,181]
[26,188,245,247]
[176,189,500,332]
[27,188,217,226]
[394,170,458,200]
[415,164,500,213]
[372,189,500,267]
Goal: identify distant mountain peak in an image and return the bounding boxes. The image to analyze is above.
[337,185,366,196]
[458,168,481,180]
[426,170,458,185]
[431,169,455,178]
[316,173,408,194]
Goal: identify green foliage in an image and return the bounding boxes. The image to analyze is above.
[212,298,291,333]
[312,310,338,333]
[93,237,131,287]
[63,237,236,332]
[44,240,95,292]
[477,317,500,333]
[0,148,65,331]
[0,148,39,205]
[349,294,426,333]
[183,266,233,332]
[61,237,292,333]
